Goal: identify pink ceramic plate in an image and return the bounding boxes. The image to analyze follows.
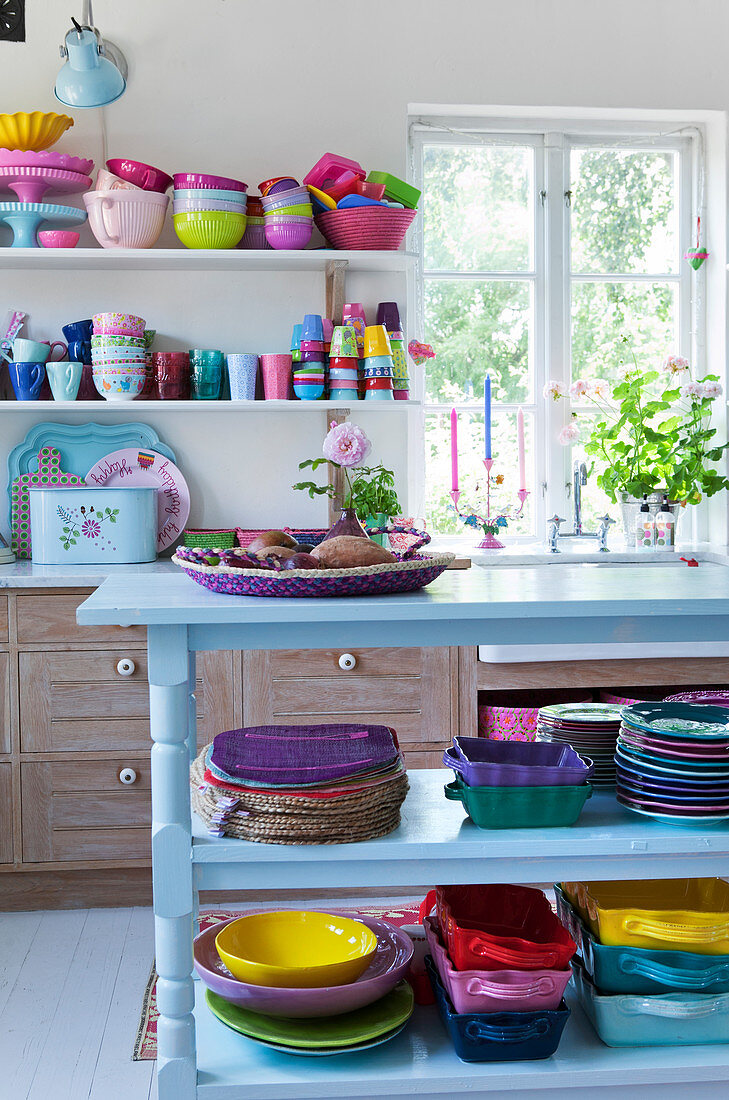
[84,448,190,552]
[0,166,92,203]
[618,732,729,760]
[617,791,729,814]
[0,148,94,175]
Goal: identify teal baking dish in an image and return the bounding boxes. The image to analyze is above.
[555,884,729,995]
[444,775,592,829]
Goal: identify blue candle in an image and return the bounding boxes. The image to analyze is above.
[484,375,492,459]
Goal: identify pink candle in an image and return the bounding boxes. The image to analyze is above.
[450,407,459,492]
[517,408,526,491]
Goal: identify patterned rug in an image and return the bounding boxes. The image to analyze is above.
[133,903,422,1060]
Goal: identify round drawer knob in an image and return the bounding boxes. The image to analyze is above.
[116,658,136,677]
[338,652,357,671]
[118,767,137,785]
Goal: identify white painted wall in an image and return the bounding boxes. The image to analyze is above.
[1,0,728,534]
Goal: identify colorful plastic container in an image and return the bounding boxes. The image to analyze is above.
[444,775,592,829]
[444,737,593,787]
[426,957,570,1063]
[28,485,157,564]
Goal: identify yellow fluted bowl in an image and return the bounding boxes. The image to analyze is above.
[0,111,74,151]
[215,911,379,988]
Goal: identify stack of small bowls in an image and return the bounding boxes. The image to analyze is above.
[260,177,313,250]
[377,302,409,401]
[363,324,394,401]
[238,194,268,249]
[91,312,147,401]
[328,326,360,401]
[172,172,247,249]
[293,314,326,399]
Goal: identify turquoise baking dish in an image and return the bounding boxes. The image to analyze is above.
[554,885,729,996]
[444,776,592,829]
[572,958,729,1046]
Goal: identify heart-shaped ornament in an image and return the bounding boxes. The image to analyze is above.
[685,247,709,270]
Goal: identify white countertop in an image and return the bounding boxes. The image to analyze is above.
[0,558,177,588]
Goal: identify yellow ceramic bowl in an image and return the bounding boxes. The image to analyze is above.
[0,111,74,151]
[215,911,379,988]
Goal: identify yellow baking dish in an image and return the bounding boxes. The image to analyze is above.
[559,879,729,954]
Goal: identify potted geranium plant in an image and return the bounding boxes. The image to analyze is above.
[293,422,402,544]
[545,339,729,534]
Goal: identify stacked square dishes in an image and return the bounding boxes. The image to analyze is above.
[193,908,414,1055]
[422,884,574,1062]
[190,722,409,844]
[537,702,623,788]
[442,736,593,828]
[556,878,729,1046]
[615,701,729,825]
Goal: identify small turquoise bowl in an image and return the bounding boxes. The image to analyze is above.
[294,384,325,401]
[363,354,394,370]
[364,389,394,402]
[330,387,360,401]
[174,187,247,205]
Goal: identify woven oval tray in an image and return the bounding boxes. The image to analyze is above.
[173,547,454,598]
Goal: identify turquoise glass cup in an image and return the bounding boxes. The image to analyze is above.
[189,349,224,399]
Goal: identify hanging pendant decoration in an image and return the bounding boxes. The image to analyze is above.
[685,215,709,270]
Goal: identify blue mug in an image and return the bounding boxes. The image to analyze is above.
[68,339,91,364]
[9,361,45,400]
[62,319,93,343]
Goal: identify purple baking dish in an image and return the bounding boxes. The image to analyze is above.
[173,172,248,193]
[444,737,593,787]
[194,912,413,1017]
[424,916,570,1014]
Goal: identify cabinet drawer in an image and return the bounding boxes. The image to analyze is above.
[16,594,146,645]
[270,648,426,679]
[0,651,9,754]
[20,650,151,752]
[0,762,12,862]
[0,595,7,642]
[21,758,150,862]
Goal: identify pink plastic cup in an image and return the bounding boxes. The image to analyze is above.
[260,354,292,399]
[38,230,80,248]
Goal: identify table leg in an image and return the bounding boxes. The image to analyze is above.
[149,624,197,1100]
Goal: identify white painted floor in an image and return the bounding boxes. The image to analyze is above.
[0,896,422,1100]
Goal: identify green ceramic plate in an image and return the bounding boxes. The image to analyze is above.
[540,703,624,724]
[205,981,413,1048]
[243,1022,407,1057]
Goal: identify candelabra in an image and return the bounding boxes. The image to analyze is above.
[450,458,529,549]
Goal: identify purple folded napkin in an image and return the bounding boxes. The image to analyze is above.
[209,723,399,787]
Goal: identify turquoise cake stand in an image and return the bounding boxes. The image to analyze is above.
[0,201,87,247]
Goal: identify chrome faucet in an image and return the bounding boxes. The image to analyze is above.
[546,461,615,552]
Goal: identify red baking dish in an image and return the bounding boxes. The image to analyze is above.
[420,885,576,971]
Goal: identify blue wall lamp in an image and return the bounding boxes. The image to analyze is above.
[55,1,128,108]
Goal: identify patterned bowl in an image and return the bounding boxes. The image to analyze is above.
[93,312,146,337]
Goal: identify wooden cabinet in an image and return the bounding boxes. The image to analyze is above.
[0,651,9,754]
[243,646,456,768]
[0,595,7,642]
[21,757,151,862]
[16,594,146,645]
[0,764,12,863]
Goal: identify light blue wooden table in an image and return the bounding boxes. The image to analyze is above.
[77,568,729,1100]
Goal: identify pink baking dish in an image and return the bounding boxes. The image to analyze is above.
[424,916,571,1014]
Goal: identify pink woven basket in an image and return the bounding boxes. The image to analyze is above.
[479,691,592,741]
[314,207,416,251]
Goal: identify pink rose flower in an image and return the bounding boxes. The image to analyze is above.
[322,422,372,468]
[569,379,588,398]
[662,354,690,375]
[681,381,703,400]
[701,381,723,399]
[558,423,580,446]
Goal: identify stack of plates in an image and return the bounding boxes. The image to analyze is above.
[194,911,414,1056]
[537,703,623,789]
[615,702,729,826]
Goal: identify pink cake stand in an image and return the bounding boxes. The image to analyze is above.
[0,166,92,204]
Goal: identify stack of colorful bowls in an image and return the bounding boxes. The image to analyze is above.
[377,301,409,400]
[537,702,623,788]
[557,878,729,1047]
[442,736,593,828]
[422,885,573,1063]
[194,908,414,1055]
[294,314,326,399]
[260,178,313,250]
[237,193,267,249]
[363,324,394,401]
[328,325,360,401]
[91,312,147,401]
[172,172,247,249]
[615,701,729,825]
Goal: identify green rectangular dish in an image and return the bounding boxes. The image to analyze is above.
[366,171,421,210]
[444,775,592,829]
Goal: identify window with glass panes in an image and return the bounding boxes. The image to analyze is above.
[411,122,697,539]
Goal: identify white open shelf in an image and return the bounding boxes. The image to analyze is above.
[0,400,421,413]
[0,248,417,273]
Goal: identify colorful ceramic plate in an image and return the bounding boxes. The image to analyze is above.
[237,1023,407,1057]
[615,749,729,780]
[85,447,189,551]
[204,980,414,1048]
[622,703,729,739]
[616,743,729,775]
[618,732,729,760]
[539,704,624,724]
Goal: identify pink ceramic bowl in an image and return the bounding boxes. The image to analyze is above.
[107,158,173,193]
[173,172,247,193]
[38,230,79,248]
[95,168,143,192]
[264,221,312,250]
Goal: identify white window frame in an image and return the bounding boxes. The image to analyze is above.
[409,114,704,543]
